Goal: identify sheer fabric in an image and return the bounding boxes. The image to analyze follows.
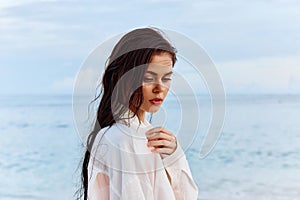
[87,113,198,200]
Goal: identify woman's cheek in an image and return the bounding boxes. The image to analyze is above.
[142,85,153,96]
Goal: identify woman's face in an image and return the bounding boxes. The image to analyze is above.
[140,52,173,114]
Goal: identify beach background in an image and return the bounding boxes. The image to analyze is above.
[1,0,300,199]
[0,94,300,200]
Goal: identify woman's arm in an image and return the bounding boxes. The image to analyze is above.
[88,173,110,200]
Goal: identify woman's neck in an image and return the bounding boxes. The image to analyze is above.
[137,110,146,123]
[129,106,146,123]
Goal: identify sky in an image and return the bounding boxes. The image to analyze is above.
[0,0,299,95]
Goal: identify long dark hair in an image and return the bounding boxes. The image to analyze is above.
[76,27,177,200]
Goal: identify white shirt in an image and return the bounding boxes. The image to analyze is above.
[87,113,198,200]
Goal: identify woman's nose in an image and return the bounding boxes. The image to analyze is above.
[152,81,167,93]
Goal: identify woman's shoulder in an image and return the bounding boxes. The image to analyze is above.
[94,121,152,155]
[91,122,158,174]
[94,122,136,149]
[89,124,132,163]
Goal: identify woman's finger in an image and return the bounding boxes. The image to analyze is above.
[152,147,174,155]
[147,132,175,142]
[146,126,173,136]
[147,136,177,155]
[147,139,175,148]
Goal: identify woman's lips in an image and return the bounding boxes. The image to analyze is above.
[149,98,163,105]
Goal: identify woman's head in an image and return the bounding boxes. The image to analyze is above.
[98,27,177,126]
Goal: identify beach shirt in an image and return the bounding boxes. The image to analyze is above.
[87,112,198,200]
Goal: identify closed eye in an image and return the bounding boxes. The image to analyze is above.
[143,77,172,83]
[162,78,172,82]
[143,77,154,82]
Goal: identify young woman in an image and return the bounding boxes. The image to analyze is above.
[77,27,198,200]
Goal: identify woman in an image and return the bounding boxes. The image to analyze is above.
[77,27,198,200]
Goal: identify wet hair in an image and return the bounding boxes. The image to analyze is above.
[76,27,177,200]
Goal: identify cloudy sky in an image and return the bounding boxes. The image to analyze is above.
[0,0,299,95]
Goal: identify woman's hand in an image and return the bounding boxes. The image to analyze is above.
[146,126,177,158]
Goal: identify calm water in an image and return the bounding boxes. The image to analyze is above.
[0,94,299,200]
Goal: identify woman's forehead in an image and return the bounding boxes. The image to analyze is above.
[146,64,173,75]
[147,53,173,74]
[150,52,173,66]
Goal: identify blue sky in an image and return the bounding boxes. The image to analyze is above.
[0,0,299,95]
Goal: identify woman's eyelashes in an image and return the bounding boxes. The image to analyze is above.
[162,78,172,82]
[143,77,172,83]
[143,77,154,82]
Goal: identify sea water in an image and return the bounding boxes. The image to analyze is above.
[0,94,300,200]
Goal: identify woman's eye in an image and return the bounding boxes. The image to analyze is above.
[162,78,172,82]
[143,77,154,82]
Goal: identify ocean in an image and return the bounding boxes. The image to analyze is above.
[0,94,299,200]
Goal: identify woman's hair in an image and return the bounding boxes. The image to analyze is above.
[76,27,177,200]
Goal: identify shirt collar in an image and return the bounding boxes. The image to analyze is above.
[119,109,151,128]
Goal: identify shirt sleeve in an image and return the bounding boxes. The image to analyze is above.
[162,142,199,200]
[88,172,110,200]
[88,154,110,200]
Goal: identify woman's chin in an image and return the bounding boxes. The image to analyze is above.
[147,106,161,113]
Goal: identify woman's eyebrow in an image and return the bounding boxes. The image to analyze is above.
[145,71,173,76]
